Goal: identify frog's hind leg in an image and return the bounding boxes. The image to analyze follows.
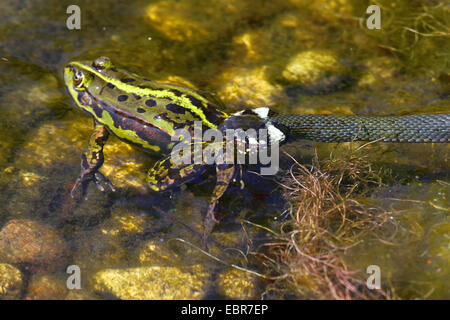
[147,154,207,192]
[202,163,236,250]
[71,122,114,199]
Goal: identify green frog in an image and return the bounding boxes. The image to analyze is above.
[63,56,264,248]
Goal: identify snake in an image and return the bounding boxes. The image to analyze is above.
[268,113,450,143]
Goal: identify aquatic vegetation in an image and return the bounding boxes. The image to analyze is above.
[253,146,397,299]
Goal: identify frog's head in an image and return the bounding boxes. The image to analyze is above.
[64,56,116,113]
[65,56,113,86]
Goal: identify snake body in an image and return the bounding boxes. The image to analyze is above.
[269,113,450,143]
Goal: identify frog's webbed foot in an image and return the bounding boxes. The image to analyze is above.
[70,173,88,199]
[71,122,112,199]
[70,168,115,199]
[93,172,116,192]
[202,164,236,250]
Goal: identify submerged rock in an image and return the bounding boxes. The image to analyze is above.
[282,50,348,86]
[217,267,259,299]
[71,202,170,272]
[92,265,209,299]
[25,273,68,300]
[65,290,98,300]
[145,0,288,43]
[216,67,282,107]
[138,240,181,267]
[0,219,68,272]
[100,136,152,194]
[291,0,354,23]
[2,117,90,220]
[0,263,23,299]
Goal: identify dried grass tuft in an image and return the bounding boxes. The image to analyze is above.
[256,146,399,299]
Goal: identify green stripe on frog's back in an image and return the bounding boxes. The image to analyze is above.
[86,75,202,137]
[68,83,170,153]
[70,61,226,131]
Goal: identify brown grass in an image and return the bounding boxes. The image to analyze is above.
[255,145,400,299]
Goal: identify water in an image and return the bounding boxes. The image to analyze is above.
[0,0,448,299]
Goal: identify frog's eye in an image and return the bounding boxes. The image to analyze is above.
[73,71,84,87]
[93,56,112,71]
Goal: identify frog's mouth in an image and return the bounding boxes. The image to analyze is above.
[64,64,77,82]
[63,65,75,86]
[63,65,79,102]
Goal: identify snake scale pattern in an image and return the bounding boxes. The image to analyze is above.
[270,113,450,143]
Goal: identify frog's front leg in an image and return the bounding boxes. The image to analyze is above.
[71,122,115,198]
[202,163,236,249]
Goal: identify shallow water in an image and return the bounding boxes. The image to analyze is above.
[0,0,448,299]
